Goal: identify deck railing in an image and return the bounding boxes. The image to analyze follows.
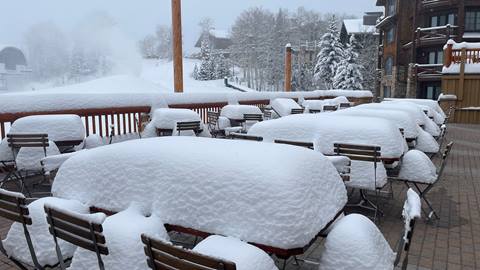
[0,96,372,139]
[444,43,480,68]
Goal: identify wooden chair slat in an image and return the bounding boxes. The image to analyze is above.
[148,249,217,270]
[334,143,381,151]
[333,149,381,157]
[243,114,263,121]
[274,139,314,149]
[0,193,26,205]
[291,109,304,114]
[7,134,48,138]
[48,227,109,255]
[230,133,263,141]
[336,154,379,162]
[147,259,177,270]
[323,105,338,111]
[49,218,106,244]
[47,207,103,232]
[0,208,31,225]
[0,200,29,215]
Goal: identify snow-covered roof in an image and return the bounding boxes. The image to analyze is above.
[52,137,347,249]
[343,19,377,35]
[209,29,230,39]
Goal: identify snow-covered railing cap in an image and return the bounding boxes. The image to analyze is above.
[437,93,457,102]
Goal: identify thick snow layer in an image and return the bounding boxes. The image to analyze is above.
[398,150,438,184]
[9,115,85,142]
[248,114,406,159]
[220,105,262,120]
[16,140,61,171]
[193,236,278,270]
[444,63,480,74]
[334,108,418,139]
[437,94,457,102]
[384,98,446,118]
[319,214,395,270]
[0,138,13,161]
[271,98,302,117]
[2,197,90,267]
[69,204,169,270]
[302,96,350,112]
[84,134,105,149]
[52,137,347,249]
[326,156,351,174]
[403,189,421,221]
[150,108,202,129]
[347,161,388,190]
[445,39,480,49]
[415,126,439,153]
[41,151,85,173]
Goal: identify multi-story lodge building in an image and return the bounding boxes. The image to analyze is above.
[376,0,480,99]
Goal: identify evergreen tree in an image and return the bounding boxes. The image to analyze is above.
[313,15,344,89]
[214,53,231,79]
[197,38,215,80]
[192,64,199,80]
[333,35,364,90]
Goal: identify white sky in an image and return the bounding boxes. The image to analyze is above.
[1,0,381,51]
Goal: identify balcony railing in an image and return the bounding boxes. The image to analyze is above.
[413,25,458,48]
[420,0,458,10]
[413,64,443,81]
[444,43,480,69]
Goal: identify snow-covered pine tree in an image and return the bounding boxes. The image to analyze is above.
[313,15,344,89]
[214,53,231,79]
[333,35,364,90]
[192,64,199,80]
[197,38,215,80]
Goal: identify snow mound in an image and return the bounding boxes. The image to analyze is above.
[52,137,347,249]
[193,236,278,270]
[16,140,61,170]
[0,138,13,161]
[319,214,395,270]
[347,161,388,190]
[220,105,262,120]
[271,98,302,117]
[9,115,85,142]
[248,114,406,160]
[415,127,439,153]
[150,108,202,129]
[41,151,86,172]
[2,197,90,267]
[384,98,446,118]
[398,150,438,184]
[403,189,421,221]
[335,108,418,139]
[69,203,169,270]
[302,96,349,112]
[84,134,105,149]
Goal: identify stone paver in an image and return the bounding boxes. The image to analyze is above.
[0,124,478,270]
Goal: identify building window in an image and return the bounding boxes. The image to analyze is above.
[386,27,395,44]
[428,50,443,64]
[386,0,396,16]
[430,13,456,27]
[425,85,441,100]
[385,57,393,75]
[466,11,480,32]
[384,86,392,98]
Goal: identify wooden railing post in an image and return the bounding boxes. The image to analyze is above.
[172,0,184,93]
[444,43,453,68]
[284,44,292,92]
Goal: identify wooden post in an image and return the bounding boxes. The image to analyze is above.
[172,0,184,93]
[444,43,453,68]
[284,44,292,92]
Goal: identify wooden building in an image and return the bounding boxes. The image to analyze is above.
[376,0,480,100]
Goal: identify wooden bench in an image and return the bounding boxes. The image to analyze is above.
[243,114,263,122]
[176,121,202,136]
[339,103,351,109]
[290,108,305,115]
[322,105,338,112]
[0,190,43,270]
[229,133,263,141]
[44,206,108,270]
[309,109,321,114]
[274,139,314,150]
[141,234,236,270]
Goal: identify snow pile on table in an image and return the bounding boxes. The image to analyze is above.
[41,150,86,173]
[415,126,439,153]
[150,108,202,129]
[0,138,13,161]
[220,105,262,119]
[271,98,302,117]
[2,197,90,267]
[384,99,446,124]
[16,140,60,170]
[84,134,105,149]
[319,214,395,270]
[348,161,388,190]
[302,96,349,112]
[193,236,278,270]
[52,137,347,249]
[8,115,85,142]
[334,108,418,139]
[398,150,438,184]
[248,114,406,159]
[69,203,169,270]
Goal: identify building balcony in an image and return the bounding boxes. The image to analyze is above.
[413,64,443,81]
[403,25,458,49]
[420,0,459,10]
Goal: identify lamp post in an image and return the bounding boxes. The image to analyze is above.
[172,0,184,93]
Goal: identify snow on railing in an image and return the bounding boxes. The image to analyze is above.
[443,40,480,74]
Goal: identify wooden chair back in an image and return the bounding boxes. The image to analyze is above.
[7,134,49,158]
[322,105,338,112]
[274,139,314,150]
[263,109,272,119]
[141,234,236,270]
[176,121,202,135]
[333,143,381,163]
[339,103,351,109]
[290,108,304,115]
[309,109,321,114]
[230,133,263,142]
[207,111,219,127]
[243,114,263,122]
[44,205,108,270]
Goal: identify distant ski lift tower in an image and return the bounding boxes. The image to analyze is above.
[172,0,184,93]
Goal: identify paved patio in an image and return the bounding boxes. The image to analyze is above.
[0,124,478,270]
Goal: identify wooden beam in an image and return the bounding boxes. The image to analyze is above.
[171,0,184,93]
[284,44,292,92]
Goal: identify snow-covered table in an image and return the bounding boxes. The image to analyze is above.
[9,115,85,152]
[220,105,263,121]
[52,137,347,257]
[271,98,303,117]
[149,108,205,136]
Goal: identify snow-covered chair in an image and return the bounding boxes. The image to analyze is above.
[290,108,305,115]
[274,139,314,150]
[7,133,60,196]
[243,113,263,132]
[142,235,237,270]
[334,143,385,221]
[318,189,421,270]
[229,133,263,141]
[322,105,338,112]
[338,103,351,110]
[44,205,108,270]
[175,121,203,136]
[394,142,454,220]
[0,189,43,270]
[207,111,224,138]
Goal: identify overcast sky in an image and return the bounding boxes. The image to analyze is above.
[1,0,381,51]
